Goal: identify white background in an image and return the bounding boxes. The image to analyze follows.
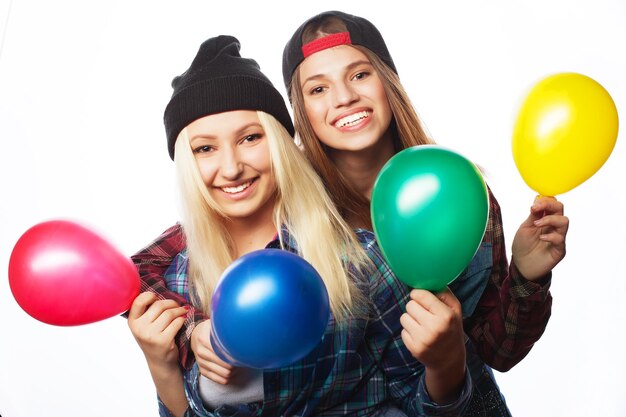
[0,1,624,416]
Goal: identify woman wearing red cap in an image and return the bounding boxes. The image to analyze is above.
[279,10,570,416]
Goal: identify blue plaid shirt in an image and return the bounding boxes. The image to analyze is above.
[158,229,473,417]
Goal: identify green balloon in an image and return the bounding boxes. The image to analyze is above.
[371,145,489,292]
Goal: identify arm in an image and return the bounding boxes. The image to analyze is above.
[131,223,209,369]
[128,292,190,417]
[362,235,471,416]
[400,289,467,405]
[463,190,568,371]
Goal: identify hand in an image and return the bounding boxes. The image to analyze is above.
[400,288,466,404]
[512,196,569,281]
[128,292,189,417]
[400,288,465,371]
[127,292,188,367]
[191,319,236,385]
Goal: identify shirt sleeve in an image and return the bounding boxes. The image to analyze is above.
[362,235,472,417]
[131,223,209,370]
[157,395,200,417]
[417,371,473,417]
[156,365,217,417]
[179,364,225,417]
[463,188,553,372]
[157,396,176,417]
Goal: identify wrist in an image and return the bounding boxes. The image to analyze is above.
[512,260,548,282]
[424,356,466,405]
[147,358,181,379]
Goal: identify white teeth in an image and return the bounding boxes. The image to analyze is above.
[334,111,369,128]
[222,181,252,194]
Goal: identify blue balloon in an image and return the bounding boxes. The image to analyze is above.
[210,249,330,369]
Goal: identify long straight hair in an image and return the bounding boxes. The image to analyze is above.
[174,111,370,322]
[290,17,435,229]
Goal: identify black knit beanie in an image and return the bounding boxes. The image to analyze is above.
[282,11,397,95]
[164,35,295,160]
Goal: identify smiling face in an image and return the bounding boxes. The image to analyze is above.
[186,110,276,220]
[298,45,394,157]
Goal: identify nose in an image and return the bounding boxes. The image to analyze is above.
[219,146,243,180]
[332,81,358,108]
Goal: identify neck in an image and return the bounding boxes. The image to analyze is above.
[226,199,278,258]
[328,132,396,200]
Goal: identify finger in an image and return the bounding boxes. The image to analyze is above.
[127,292,158,320]
[400,312,435,351]
[404,300,431,326]
[130,307,185,343]
[534,214,570,230]
[539,230,567,246]
[409,289,437,304]
[195,342,235,370]
[159,308,189,339]
[532,196,564,216]
[142,299,185,323]
[401,328,419,354]
[152,305,188,329]
[433,288,462,315]
[410,289,461,338]
[400,311,422,336]
[194,325,213,350]
[193,341,215,362]
[409,289,449,315]
[205,348,235,370]
[198,360,234,380]
[205,371,229,385]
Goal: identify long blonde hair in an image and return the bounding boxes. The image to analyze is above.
[174,111,370,322]
[290,17,435,229]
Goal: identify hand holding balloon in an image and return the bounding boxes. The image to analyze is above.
[210,249,330,369]
[371,145,489,292]
[127,292,188,366]
[511,196,569,281]
[9,220,140,326]
[513,72,618,196]
[400,288,466,403]
[191,320,236,384]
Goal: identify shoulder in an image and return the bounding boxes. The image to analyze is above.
[486,185,501,212]
[132,223,185,259]
[158,223,185,244]
[484,184,503,237]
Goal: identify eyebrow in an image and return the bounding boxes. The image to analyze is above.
[189,121,264,142]
[301,59,373,85]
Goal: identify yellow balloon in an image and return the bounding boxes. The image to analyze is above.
[512,72,619,196]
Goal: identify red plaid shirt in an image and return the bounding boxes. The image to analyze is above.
[132,189,551,371]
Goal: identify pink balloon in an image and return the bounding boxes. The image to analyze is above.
[8,220,140,326]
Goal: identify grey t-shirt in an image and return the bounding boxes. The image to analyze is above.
[198,367,264,410]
